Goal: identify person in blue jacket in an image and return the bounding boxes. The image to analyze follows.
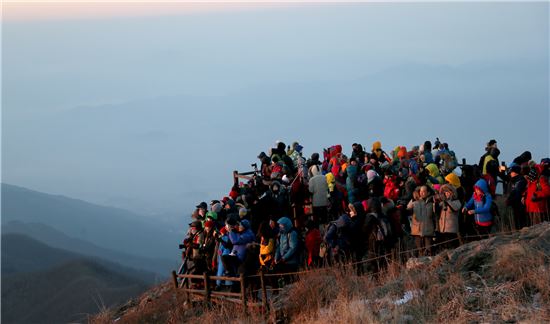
[463,178,493,237]
[274,217,300,273]
[222,218,255,277]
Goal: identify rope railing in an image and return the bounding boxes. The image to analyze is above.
[172,227,527,313]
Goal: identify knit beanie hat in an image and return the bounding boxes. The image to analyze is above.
[225,217,238,226]
[444,172,462,188]
[397,146,407,159]
[509,165,521,175]
[204,220,215,229]
[211,202,222,213]
[367,170,378,184]
[190,220,203,229]
[205,211,218,220]
[311,153,320,163]
[527,167,538,182]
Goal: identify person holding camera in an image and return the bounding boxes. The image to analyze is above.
[222,218,255,278]
[213,226,233,290]
[180,221,207,287]
[407,186,435,256]
[436,184,462,250]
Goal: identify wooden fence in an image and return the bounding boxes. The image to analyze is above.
[171,225,522,311]
[171,271,274,312]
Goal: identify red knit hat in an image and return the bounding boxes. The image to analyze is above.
[397,146,407,159]
[204,220,215,229]
[229,188,239,200]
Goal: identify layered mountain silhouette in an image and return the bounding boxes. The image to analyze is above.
[1,183,181,268]
[1,234,151,324]
[3,221,175,277]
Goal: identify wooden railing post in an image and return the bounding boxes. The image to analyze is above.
[185,274,191,303]
[172,271,178,289]
[260,270,268,311]
[204,273,211,303]
[240,273,247,311]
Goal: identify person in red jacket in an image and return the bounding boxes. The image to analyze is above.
[525,165,550,225]
[304,220,322,268]
[383,170,400,202]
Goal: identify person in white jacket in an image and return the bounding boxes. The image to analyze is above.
[308,165,329,225]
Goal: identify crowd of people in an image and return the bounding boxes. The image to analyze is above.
[180,139,550,291]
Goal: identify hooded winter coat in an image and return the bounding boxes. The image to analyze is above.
[525,165,550,213]
[228,220,256,261]
[346,164,358,203]
[465,179,493,226]
[407,194,435,237]
[326,172,336,192]
[324,213,353,251]
[438,184,462,233]
[425,163,444,186]
[371,141,390,164]
[506,173,527,209]
[309,173,329,207]
[305,227,322,266]
[383,175,400,201]
[275,217,300,265]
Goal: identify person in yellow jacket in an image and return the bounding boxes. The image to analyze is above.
[445,172,466,202]
[258,223,275,270]
[425,163,445,187]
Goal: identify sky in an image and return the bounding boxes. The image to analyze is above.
[2,2,549,223]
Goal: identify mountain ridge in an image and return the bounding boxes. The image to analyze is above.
[1,234,153,324]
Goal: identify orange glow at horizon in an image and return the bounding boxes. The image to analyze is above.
[2,2,301,22]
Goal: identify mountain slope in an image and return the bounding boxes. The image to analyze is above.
[3,221,176,277]
[1,183,182,261]
[2,259,149,324]
[92,223,550,323]
[1,233,156,283]
[1,234,153,324]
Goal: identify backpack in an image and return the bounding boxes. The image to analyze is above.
[368,213,394,247]
[441,151,458,172]
[281,228,305,266]
[326,220,352,247]
[481,195,499,222]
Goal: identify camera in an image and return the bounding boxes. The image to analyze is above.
[251,163,258,169]
[179,244,185,249]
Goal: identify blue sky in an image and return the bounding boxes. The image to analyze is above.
[2,2,548,222]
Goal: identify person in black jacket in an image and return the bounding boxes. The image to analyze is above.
[478,139,498,168]
[506,165,527,229]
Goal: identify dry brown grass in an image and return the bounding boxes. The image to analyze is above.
[90,224,550,324]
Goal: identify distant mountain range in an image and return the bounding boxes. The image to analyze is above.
[5,59,548,217]
[1,234,151,324]
[3,220,175,277]
[1,183,182,264]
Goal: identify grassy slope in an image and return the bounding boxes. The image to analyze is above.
[92,222,550,324]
